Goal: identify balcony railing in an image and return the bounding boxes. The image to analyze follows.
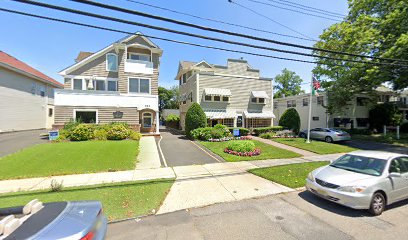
[124,59,153,74]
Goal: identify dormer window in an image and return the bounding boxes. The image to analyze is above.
[106,53,118,72]
[129,53,150,62]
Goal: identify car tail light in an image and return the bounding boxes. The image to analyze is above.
[80,231,95,240]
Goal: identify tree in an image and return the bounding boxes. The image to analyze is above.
[158,86,179,113]
[369,103,403,131]
[185,103,207,139]
[313,0,408,113]
[279,108,301,134]
[273,68,304,98]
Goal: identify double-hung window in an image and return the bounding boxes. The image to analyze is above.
[129,53,150,62]
[129,78,150,94]
[73,78,83,90]
[106,53,118,72]
[107,80,117,91]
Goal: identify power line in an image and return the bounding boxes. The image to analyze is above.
[241,0,343,22]
[10,0,408,67]
[270,0,346,18]
[229,0,316,41]
[65,0,408,63]
[123,0,316,42]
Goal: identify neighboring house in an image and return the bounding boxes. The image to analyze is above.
[273,86,403,130]
[55,33,162,133]
[176,59,274,130]
[0,51,63,132]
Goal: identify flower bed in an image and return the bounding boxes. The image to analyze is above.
[223,140,261,157]
[208,136,252,142]
[259,130,298,139]
[223,148,261,156]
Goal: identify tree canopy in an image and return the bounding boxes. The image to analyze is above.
[158,86,179,112]
[312,0,408,113]
[273,68,304,98]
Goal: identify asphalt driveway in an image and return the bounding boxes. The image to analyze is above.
[159,127,223,167]
[340,139,408,154]
[0,129,48,157]
[107,190,408,240]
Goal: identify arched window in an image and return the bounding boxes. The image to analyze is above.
[106,53,118,72]
[143,112,152,128]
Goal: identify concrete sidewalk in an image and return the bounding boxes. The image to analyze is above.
[254,136,318,156]
[136,136,162,169]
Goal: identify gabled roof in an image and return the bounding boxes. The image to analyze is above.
[0,51,63,88]
[75,51,94,63]
[59,33,162,76]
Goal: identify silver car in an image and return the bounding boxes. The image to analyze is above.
[0,200,107,239]
[299,128,351,143]
[306,151,408,215]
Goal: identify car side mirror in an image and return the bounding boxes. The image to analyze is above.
[389,172,402,178]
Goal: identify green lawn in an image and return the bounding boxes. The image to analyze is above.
[199,140,301,162]
[273,138,357,154]
[0,140,139,180]
[0,180,173,221]
[249,161,329,188]
[352,134,408,147]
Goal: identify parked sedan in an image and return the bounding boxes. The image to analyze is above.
[306,151,408,215]
[299,128,351,143]
[0,200,107,240]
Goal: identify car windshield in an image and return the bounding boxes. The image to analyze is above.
[330,154,387,176]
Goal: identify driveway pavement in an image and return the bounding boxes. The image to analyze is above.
[159,128,223,166]
[0,129,48,157]
[340,139,408,154]
[109,189,408,240]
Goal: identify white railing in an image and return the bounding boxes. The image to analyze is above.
[124,59,153,74]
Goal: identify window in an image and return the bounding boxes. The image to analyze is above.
[205,95,212,101]
[287,100,296,107]
[106,53,118,72]
[356,118,369,127]
[303,98,308,106]
[48,108,53,117]
[251,98,257,103]
[317,96,324,105]
[237,116,243,127]
[356,97,368,106]
[142,112,152,128]
[258,98,265,104]
[389,158,408,174]
[75,110,97,123]
[213,96,221,102]
[222,118,234,127]
[73,79,83,90]
[129,78,150,94]
[39,86,45,97]
[107,81,117,91]
[31,83,36,94]
[222,96,229,102]
[129,53,150,62]
[274,102,278,109]
[94,80,105,91]
[312,116,319,121]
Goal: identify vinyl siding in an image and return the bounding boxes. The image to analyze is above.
[0,67,56,132]
[67,49,119,78]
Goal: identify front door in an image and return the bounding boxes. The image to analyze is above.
[237,116,243,127]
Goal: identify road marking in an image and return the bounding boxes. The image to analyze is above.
[157,135,168,167]
[190,140,222,163]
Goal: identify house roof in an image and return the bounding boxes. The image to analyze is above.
[0,51,63,88]
[75,51,94,63]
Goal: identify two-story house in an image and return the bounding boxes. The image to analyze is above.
[176,59,274,130]
[54,34,162,133]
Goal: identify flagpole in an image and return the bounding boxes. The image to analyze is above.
[306,76,313,144]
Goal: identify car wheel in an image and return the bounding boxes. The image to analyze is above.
[369,192,385,216]
[299,133,306,138]
[325,136,333,143]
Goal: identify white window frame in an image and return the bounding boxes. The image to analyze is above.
[69,76,118,91]
[128,52,151,62]
[72,78,84,90]
[142,112,153,128]
[128,77,151,94]
[73,109,98,124]
[106,53,118,72]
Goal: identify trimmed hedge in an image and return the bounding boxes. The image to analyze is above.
[279,108,301,134]
[185,103,207,139]
[228,127,250,136]
[226,140,255,152]
[70,124,95,141]
[253,126,284,136]
[190,124,231,141]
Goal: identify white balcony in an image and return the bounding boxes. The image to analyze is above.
[124,59,153,74]
[54,89,158,111]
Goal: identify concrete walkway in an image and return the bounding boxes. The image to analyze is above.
[136,136,162,169]
[254,136,318,156]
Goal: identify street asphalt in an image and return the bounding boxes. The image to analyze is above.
[0,129,48,157]
[159,128,223,166]
[340,139,408,154]
[107,190,408,240]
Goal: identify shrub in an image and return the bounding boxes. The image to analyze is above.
[185,103,207,138]
[107,124,130,140]
[56,129,69,141]
[228,127,250,136]
[50,179,63,192]
[63,118,81,131]
[253,126,283,136]
[279,108,301,134]
[190,127,229,141]
[166,114,180,122]
[369,103,403,132]
[70,124,95,141]
[213,124,231,137]
[94,129,108,140]
[226,140,256,152]
[129,131,142,140]
[260,132,276,139]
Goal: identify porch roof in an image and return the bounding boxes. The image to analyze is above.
[204,88,232,96]
[204,109,236,119]
[251,91,270,99]
[243,111,275,119]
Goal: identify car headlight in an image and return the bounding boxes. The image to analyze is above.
[337,186,366,193]
[307,172,315,182]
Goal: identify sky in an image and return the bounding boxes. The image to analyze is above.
[0,0,349,91]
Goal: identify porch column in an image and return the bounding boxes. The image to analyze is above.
[155,111,160,134]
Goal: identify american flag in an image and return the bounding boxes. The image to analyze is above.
[312,76,321,90]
